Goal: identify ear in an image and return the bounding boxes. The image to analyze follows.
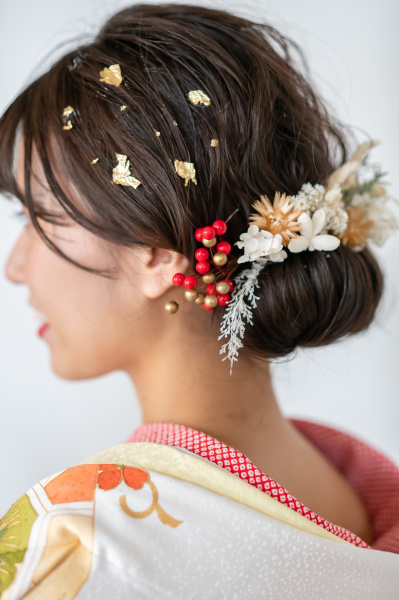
[140,248,191,299]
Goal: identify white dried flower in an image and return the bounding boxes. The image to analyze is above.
[235,224,286,263]
[324,184,343,206]
[267,249,288,262]
[352,195,399,246]
[292,182,325,214]
[321,205,349,234]
[368,207,399,245]
[287,209,341,252]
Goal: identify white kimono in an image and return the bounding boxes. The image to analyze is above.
[1,419,398,599]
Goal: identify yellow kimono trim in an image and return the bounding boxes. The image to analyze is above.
[83,442,351,546]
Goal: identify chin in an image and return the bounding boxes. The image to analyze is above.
[50,355,111,381]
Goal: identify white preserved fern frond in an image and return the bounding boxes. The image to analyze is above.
[218,259,268,375]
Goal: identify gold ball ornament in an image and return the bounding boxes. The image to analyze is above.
[195,292,206,304]
[202,236,217,247]
[204,294,218,308]
[202,272,215,284]
[213,252,228,266]
[185,289,198,301]
[165,301,179,314]
[215,281,230,294]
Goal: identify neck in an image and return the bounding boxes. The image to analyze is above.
[124,313,299,463]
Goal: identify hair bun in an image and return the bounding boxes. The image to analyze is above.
[242,246,383,360]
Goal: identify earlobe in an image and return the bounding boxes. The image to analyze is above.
[141,248,191,299]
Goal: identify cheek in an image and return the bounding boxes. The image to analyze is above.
[46,277,146,380]
[27,226,149,377]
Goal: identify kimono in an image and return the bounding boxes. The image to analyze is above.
[1,418,398,599]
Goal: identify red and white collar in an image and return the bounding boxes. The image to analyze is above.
[126,418,399,553]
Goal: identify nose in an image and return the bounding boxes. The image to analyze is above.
[4,228,32,284]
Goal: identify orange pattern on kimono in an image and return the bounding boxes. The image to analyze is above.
[0,463,182,599]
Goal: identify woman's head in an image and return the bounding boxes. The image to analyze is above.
[1,3,383,380]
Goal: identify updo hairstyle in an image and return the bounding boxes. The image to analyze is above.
[0,3,383,360]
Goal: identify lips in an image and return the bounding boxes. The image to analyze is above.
[29,302,50,335]
[38,323,50,337]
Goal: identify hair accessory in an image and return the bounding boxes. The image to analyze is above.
[174,160,197,186]
[112,153,141,188]
[120,105,127,112]
[218,259,266,374]
[211,139,219,147]
[62,106,75,130]
[188,90,211,106]
[91,158,99,164]
[166,219,236,313]
[99,64,122,87]
[167,139,399,374]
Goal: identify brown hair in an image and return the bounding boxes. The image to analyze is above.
[0,3,383,360]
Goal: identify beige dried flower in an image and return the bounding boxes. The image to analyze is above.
[248,192,302,246]
[332,206,373,250]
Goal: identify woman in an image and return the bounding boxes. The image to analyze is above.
[0,3,398,598]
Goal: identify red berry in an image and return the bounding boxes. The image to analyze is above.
[226,279,234,292]
[196,261,210,274]
[195,248,209,261]
[206,283,219,296]
[172,273,185,286]
[203,304,214,311]
[218,293,231,306]
[202,226,216,240]
[183,276,198,289]
[212,220,227,235]
[216,241,231,254]
[195,228,203,242]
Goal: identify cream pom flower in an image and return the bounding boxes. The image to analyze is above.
[287,209,341,252]
[349,192,399,246]
[235,224,286,263]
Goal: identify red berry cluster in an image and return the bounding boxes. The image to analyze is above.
[166,219,235,313]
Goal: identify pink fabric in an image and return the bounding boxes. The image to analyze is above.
[290,419,399,553]
[125,418,399,553]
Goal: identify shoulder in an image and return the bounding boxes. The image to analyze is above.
[0,448,185,599]
[1,442,277,598]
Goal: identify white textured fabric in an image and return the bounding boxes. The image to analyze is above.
[2,446,399,599]
[77,471,399,599]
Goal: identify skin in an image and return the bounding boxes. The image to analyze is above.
[4,141,374,544]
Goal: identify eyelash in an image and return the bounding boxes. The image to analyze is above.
[13,209,30,224]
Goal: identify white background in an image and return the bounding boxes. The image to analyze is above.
[0,0,398,515]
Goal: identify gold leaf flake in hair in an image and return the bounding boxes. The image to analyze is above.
[62,105,75,130]
[172,119,178,126]
[174,160,197,186]
[113,154,141,188]
[120,105,127,112]
[91,158,99,164]
[210,139,219,147]
[99,64,122,87]
[188,90,211,106]
[63,106,74,117]
[155,130,161,136]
